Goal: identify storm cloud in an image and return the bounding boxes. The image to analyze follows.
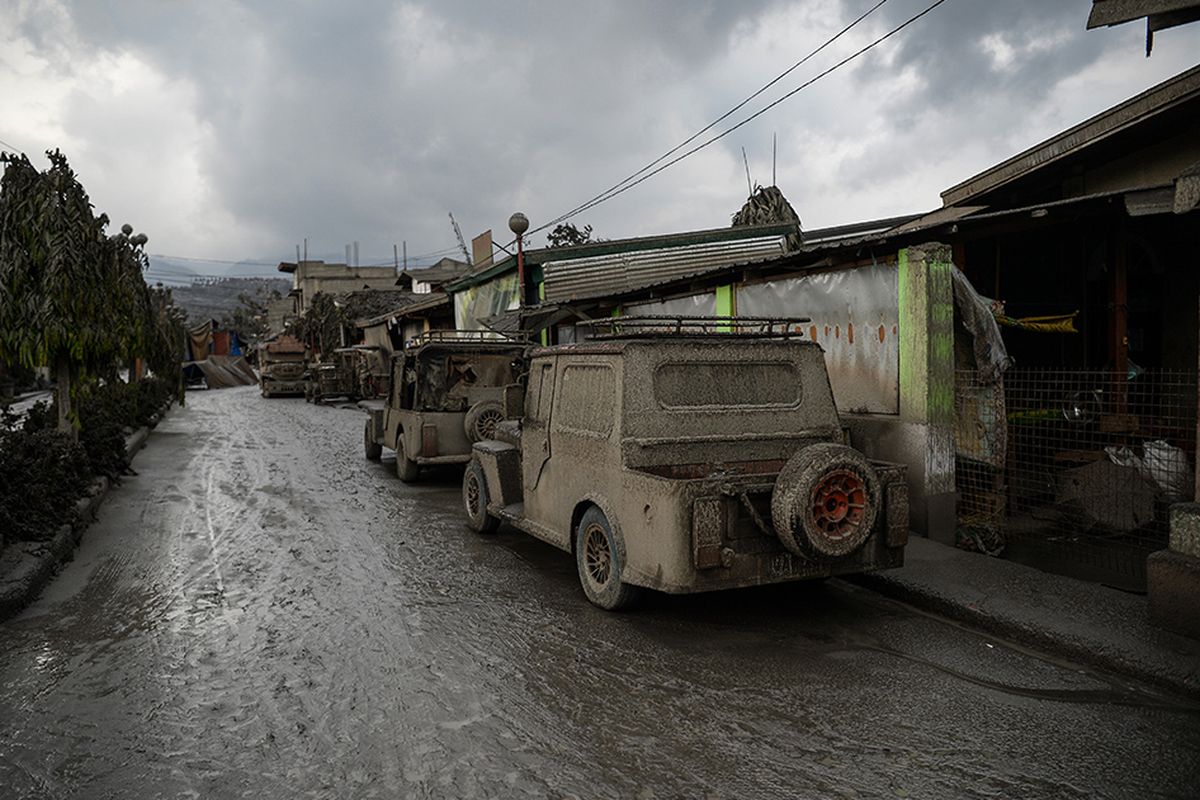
[2,0,1196,275]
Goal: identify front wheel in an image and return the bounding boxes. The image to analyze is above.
[462,461,499,534]
[395,437,420,482]
[574,506,642,611]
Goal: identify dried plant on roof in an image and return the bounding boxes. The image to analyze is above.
[731,185,804,251]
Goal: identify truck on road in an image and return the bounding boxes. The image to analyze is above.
[259,335,308,398]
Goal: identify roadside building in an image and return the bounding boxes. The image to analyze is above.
[444,223,800,332]
[497,65,1199,594]
[396,257,470,295]
[276,259,399,316]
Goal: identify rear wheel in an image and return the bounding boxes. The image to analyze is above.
[364,421,382,461]
[574,506,642,611]
[462,461,499,534]
[395,436,419,482]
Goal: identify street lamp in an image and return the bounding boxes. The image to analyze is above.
[509,212,529,308]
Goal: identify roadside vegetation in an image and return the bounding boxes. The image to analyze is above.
[0,150,185,551]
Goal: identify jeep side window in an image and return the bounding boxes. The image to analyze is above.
[529,362,554,424]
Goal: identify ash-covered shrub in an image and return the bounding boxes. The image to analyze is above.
[0,404,91,547]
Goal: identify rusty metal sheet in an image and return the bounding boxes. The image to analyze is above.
[735,264,899,414]
[626,292,717,317]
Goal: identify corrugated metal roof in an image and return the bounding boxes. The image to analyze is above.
[543,236,786,303]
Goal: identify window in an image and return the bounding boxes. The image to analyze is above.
[528,362,555,423]
[555,364,616,436]
[654,361,800,409]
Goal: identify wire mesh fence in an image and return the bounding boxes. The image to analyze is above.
[955,368,1197,590]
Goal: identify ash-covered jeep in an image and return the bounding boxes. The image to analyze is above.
[364,331,530,482]
[462,317,909,610]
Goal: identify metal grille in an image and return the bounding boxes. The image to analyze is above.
[955,368,1197,591]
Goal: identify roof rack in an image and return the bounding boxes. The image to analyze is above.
[578,315,811,340]
[406,329,531,347]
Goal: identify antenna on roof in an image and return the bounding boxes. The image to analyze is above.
[742,147,753,197]
[772,132,777,187]
[449,212,472,266]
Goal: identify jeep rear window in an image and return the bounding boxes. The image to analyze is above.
[653,361,801,408]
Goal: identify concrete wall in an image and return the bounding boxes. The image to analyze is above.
[290,261,398,314]
[844,244,956,543]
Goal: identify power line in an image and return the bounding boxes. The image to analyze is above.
[532,0,949,234]
[533,0,890,235]
[0,134,27,154]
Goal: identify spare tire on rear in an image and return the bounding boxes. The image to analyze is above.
[464,400,505,443]
[771,443,881,560]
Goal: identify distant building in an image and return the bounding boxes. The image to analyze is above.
[276,260,398,316]
[395,257,470,294]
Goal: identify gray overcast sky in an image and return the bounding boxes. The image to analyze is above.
[2,0,1198,275]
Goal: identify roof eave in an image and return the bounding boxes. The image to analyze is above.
[941,63,1200,207]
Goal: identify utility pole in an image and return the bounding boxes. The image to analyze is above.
[403,240,407,270]
[394,244,399,274]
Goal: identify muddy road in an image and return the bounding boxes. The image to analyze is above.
[1,386,1198,799]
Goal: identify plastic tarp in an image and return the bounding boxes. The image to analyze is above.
[735,264,898,414]
[625,293,717,318]
[454,273,519,330]
[187,320,213,362]
[182,355,258,389]
[952,266,1011,383]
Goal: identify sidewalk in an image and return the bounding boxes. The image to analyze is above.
[852,536,1200,699]
[0,420,156,622]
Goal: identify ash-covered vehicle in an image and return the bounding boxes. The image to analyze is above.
[259,335,308,398]
[364,331,530,482]
[462,317,909,610]
[306,348,358,404]
[349,344,391,400]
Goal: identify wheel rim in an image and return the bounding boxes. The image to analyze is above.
[476,409,504,440]
[583,524,612,587]
[465,470,482,517]
[810,469,867,541]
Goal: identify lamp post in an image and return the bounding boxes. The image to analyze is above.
[509,212,529,307]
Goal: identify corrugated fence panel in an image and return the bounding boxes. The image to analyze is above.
[735,263,899,414]
[543,237,786,303]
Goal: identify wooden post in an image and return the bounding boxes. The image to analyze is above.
[1109,220,1129,413]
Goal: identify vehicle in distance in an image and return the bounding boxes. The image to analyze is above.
[364,330,530,482]
[259,335,308,398]
[462,317,909,610]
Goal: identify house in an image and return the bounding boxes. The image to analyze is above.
[276,260,400,316]
[443,223,800,333]
[395,257,470,294]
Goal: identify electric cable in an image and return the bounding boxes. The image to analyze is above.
[532,0,891,235]
[532,0,950,234]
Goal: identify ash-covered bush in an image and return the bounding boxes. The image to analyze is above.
[0,404,91,547]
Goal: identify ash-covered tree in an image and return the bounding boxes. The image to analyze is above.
[0,150,177,433]
[222,286,282,347]
[545,222,595,248]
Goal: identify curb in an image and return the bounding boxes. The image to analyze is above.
[0,409,166,623]
[849,571,1200,701]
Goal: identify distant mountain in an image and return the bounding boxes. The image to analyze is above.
[144,255,283,287]
[169,277,292,325]
[144,256,201,287]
